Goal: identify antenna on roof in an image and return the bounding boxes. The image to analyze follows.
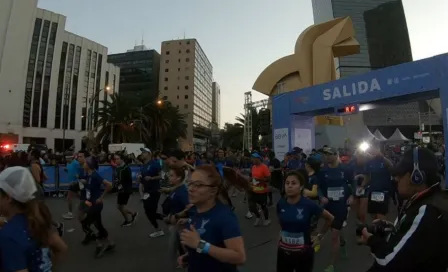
[141,31,144,46]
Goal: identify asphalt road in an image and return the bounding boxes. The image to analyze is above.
[47,192,397,272]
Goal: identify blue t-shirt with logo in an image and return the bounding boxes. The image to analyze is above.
[67,159,81,182]
[169,184,189,214]
[141,159,161,192]
[187,202,241,272]
[277,197,323,247]
[81,171,103,204]
[318,164,353,216]
[367,157,392,192]
[0,214,52,272]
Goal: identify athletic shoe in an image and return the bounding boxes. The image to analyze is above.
[57,222,64,237]
[82,233,97,245]
[149,230,165,238]
[245,211,253,219]
[324,265,335,272]
[253,218,261,226]
[62,212,74,220]
[131,212,139,223]
[95,244,108,258]
[262,219,271,226]
[121,221,132,227]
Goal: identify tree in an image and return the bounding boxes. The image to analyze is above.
[96,93,187,150]
[221,123,244,150]
[235,108,260,149]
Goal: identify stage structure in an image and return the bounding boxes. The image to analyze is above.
[271,53,448,187]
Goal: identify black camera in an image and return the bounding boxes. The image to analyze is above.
[356,220,395,238]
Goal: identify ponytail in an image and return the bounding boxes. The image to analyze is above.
[24,199,53,246]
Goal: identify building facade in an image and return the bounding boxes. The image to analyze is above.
[159,39,213,151]
[108,45,160,99]
[212,82,221,128]
[0,0,119,150]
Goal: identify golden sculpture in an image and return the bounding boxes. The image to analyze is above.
[252,17,360,125]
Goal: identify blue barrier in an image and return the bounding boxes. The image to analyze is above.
[130,165,142,188]
[57,164,71,191]
[42,165,57,192]
[98,165,114,183]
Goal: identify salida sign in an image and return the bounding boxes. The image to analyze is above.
[322,78,381,101]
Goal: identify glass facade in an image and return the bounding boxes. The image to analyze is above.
[81,49,92,131]
[62,44,75,130]
[107,50,160,99]
[54,42,67,129]
[69,46,81,130]
[193,43,213,128]
[93,54,102,129]
[40,22,57,128]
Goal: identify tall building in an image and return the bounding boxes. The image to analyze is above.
[159,39,213,151]
[0,0,119,150]
[108,45,160,99]
[212,82,221,128]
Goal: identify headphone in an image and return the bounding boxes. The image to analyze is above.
[411,147,426,185]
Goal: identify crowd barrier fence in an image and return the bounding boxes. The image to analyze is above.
[42,164,144,193]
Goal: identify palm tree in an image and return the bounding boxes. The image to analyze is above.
[222,123,244,150]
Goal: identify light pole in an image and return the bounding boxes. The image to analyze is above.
[87,86,112,149]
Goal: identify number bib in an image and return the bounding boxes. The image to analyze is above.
[280,231,304,246]
[79,182,84,190]
[371,192,385,202]
[327,187,344,201]
[355,187,365,197]
[143,193,150,200]
[118,184,123,190]
[85,189,91,200]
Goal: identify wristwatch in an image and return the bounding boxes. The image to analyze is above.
[196,240,210,254]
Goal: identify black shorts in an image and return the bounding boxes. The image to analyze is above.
[69,182,80,193]
[249,192,268,206]
[367,191,389,215]
[117,192,131,206]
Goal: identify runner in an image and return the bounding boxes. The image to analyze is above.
[113,153,138,227]
[352,152,369,224]
[249,152,271,226]
[319,147,354,272]
[62,150,88,220]
[276,171,333,272]
[178,165,246,271]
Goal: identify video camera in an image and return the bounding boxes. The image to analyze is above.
[356,220,395,239]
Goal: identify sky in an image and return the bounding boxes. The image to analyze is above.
[37,0,448,127]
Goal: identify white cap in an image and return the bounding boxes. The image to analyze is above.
[0,167,37,203]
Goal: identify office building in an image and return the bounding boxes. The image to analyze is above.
[108,45,160,99]
[159,39,213,151]
[0,0,119,150]
[212,82,221,128]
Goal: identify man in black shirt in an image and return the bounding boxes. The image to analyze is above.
[362,147,448,272]
[114,153,138,227]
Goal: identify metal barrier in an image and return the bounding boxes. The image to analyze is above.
[42,164,144,192]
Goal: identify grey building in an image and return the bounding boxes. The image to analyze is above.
[108,45,160,99]
[212,82,221,128]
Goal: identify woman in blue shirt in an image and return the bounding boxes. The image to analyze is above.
[277,171,333,272]
[80,157,115,258]
[178,165,246,272]
[0,166,67,271]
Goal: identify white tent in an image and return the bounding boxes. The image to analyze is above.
[373,129,387,141]
[362,126,378,141]
[387,128,410,141]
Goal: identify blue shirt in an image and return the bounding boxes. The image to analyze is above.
[187,202,241,272]
[0,214,52,272]
[141,159,161,192]
[169,184,189,214]
[277,197,323,247]
[67,159,81,182]
[81,171,103,204]
[287,159,303,170]
[319,164,353,215]
[367,157,392,192]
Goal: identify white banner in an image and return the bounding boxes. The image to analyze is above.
[294,128,312,154]
[273,128,289,159]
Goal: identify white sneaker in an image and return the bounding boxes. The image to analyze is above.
[263,219,271,226]
[245,211,253,219]
[149,230,165,238]
[253,218,261,226]
[343,221,347,227]
[62,212,74,220]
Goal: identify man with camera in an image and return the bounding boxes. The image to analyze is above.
[361,147,448,271]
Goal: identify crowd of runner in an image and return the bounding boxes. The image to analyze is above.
[0,142,447,271]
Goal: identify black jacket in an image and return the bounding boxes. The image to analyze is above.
[367,185,448,272]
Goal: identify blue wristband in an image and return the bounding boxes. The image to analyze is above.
[203,242,211,254]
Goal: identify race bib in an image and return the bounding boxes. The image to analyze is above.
[371,192,385,202]
[143,193,150,200]
[327,187,344,201]
[161,172,166,179]
[252,179,259,185]
[79,182,84,190]
[253,186,265,192]
[280,231,304,246]
[118,184,123,190]
[85,189,91,200]
[356,187,365,197]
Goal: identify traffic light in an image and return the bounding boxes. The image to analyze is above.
[259,108,271,136]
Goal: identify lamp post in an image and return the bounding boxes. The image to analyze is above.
[87,86,112,150]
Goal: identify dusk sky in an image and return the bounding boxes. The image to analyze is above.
[37,0,448,127]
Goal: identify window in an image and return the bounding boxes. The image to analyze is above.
[176,105,179,109]
[164,87,168,90]
[165,69,168,72]
[186,49,190,53]
[179,50,181,53]
[177,95,179,99]
[163,96,168,100]
[178,68,180,71]
[185,76,189,80]
[184,104,188,109]
[184,95,188,99]
[165,60,169,64]
[166,51,170,55]
[178,59,180,63]
[164,78,168,82]
[186,58,190,62]
[185,85,189,90]
[177,86,179,90]
[187,41,190,45]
